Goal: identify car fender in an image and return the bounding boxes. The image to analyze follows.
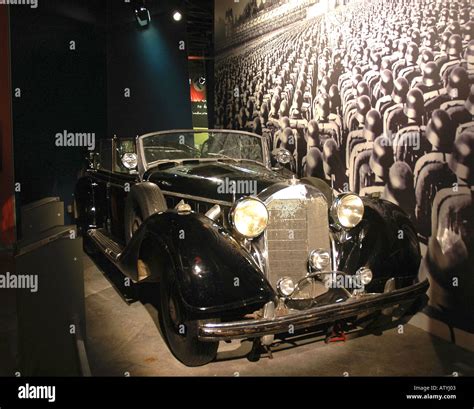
[332,197,421,292]
[118,211,275,318]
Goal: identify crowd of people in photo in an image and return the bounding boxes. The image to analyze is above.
[218,0,319,51]
[215,0,474,332]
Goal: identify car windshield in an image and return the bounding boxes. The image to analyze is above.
[139,130,265,168]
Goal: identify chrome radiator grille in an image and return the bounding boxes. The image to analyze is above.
[265,196,330,288]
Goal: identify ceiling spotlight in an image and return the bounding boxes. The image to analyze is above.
[135,6,151,27]
[172,10,183,22]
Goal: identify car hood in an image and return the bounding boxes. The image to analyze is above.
[146,160,288,204]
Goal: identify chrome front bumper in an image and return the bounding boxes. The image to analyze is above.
[198,279,429,341]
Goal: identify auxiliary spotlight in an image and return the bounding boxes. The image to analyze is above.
[172,10,183,22]
[135,6,151,27]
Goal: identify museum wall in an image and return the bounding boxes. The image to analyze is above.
[106,0,192,136]
[9,0,107,225]
[7,0,192,232]
[214,0,474,346]
[0,6,15,248]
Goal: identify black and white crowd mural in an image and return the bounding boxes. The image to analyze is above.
[214,0,474,344]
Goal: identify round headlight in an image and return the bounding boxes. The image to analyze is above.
[276,277,295,297]
[356,267,373,286]
[230,198,268,238]
[331,193,364,229]
[309,249,331,270]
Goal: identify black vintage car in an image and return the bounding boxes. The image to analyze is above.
[74,129,428,366]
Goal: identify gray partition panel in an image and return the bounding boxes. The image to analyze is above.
[15,230,85,376]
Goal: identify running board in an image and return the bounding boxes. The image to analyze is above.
[88,228,124,261]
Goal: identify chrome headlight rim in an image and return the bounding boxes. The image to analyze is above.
[121,152,138,170]
[309,248,331,271]
[276,276,295,297]
[330,192,365,229]
[229,196,269,239]
[355,266,373,286]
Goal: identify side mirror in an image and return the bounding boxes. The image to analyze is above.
[271,148,295,173]
[121,152,138,170]
[272,148,292,165]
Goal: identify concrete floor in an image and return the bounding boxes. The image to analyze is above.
[84,253,474,377]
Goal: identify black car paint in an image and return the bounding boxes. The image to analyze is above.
[75,157,422,318]
[145,160,287,204]
[118,210,275,318]
[333,198,422,293]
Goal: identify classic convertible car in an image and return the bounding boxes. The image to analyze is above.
[74,129,428,366]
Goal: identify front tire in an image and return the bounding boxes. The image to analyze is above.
[160,267,218,367]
